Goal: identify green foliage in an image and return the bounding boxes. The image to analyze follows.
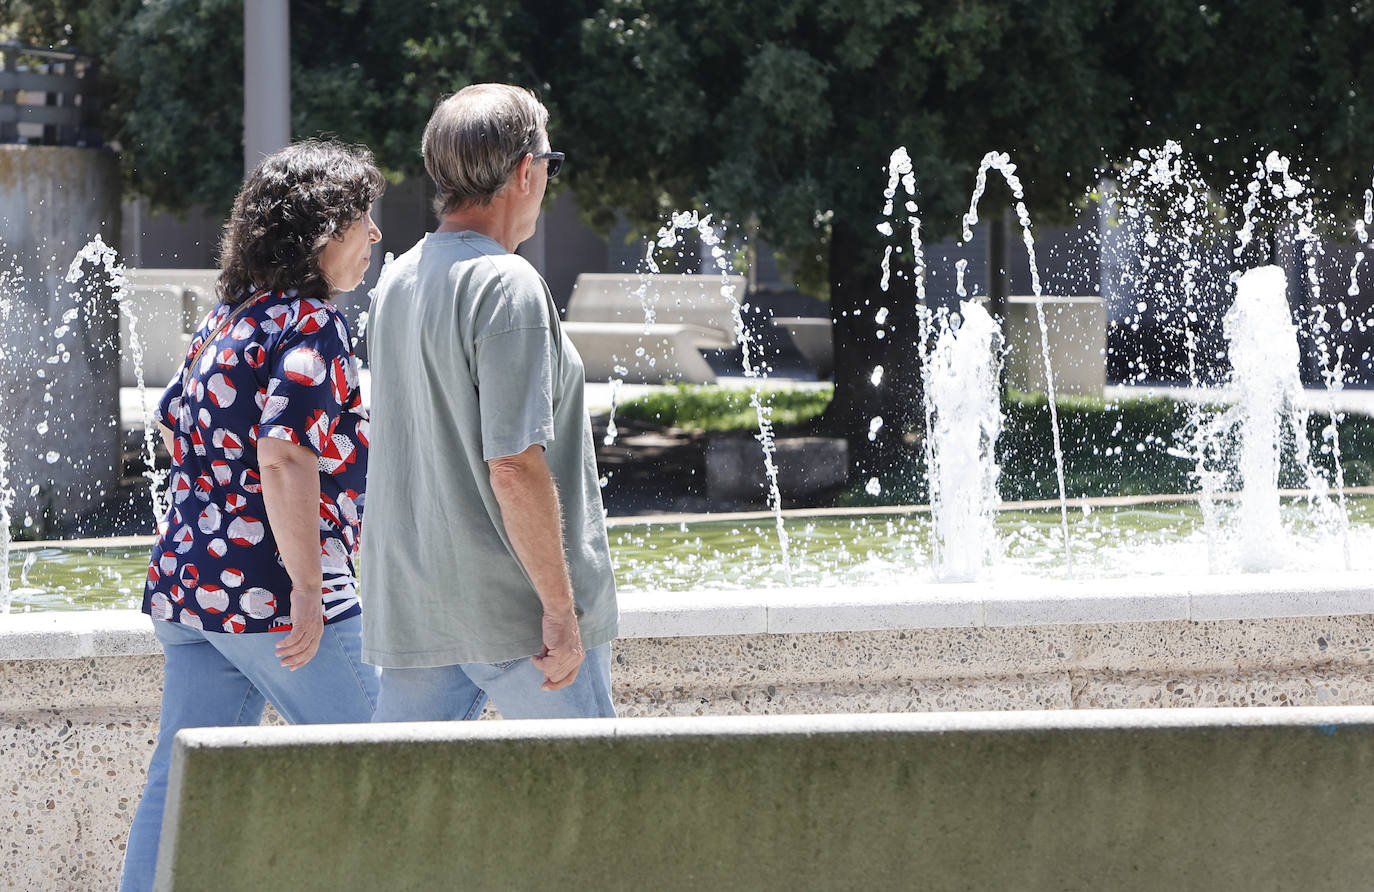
[614,383,832,432]
[553,0,1140,283]
[10,0,1372,262]
[840,393,1374,506]
[107,0,245,214]
[2,0,536,216]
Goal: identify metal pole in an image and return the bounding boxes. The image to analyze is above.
[243,0,290,175]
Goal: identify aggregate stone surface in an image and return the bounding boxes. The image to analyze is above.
[10,616,1374,889]
[1,657,281,892]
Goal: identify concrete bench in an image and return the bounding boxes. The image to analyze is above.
[156,707,1374,891]
[563,272,746,384]
[119,268,220,388]
[770,316,833,378]
[562,320,731,383]
[1004,294,1106,396]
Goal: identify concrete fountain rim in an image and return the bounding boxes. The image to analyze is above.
[6,488,1371,659]
[3,563,1371,661]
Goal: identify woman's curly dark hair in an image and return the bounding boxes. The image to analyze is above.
[218,139,385,304]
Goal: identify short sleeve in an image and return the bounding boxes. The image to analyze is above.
[156,372,184,431]
[474,325,556,460]
[258,301,354,457]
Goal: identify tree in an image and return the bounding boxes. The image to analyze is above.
[542,1,1135,473]
[9,0,1373,478]
[2,0,534,217]
[543,0,1374,473]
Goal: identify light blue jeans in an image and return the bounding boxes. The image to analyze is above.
[372,643,616,721]
[119,616,378,892]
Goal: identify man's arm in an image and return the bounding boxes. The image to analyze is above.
[487,443,585,691]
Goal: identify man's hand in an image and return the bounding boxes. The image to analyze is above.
[275,586,324,670]
[531,608,585,691]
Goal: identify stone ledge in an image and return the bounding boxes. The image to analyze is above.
[155,706,1374,891]
[5,567,1374,659]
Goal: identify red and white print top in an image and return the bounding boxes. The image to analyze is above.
[142,291,369,633]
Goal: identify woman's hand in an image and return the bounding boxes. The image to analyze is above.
[276,586,325,670]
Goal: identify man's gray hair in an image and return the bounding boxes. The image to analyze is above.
[423,83,549,217]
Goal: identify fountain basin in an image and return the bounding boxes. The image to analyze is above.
[12,495,1374,612]
[6,571,1374,888]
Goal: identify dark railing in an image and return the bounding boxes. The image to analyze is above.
[0,42,100,146]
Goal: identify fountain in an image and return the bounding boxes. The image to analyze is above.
[7,144,1374,889]
[1215,265,1332,569]
[923,300,1004,582]
[0,143,124,617]
[3,145,1374,602]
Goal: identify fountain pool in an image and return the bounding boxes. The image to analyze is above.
[9,491,1374,613]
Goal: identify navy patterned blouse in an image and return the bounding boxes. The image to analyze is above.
[142,291,369,633]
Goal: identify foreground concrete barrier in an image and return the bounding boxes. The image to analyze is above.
[158,707,1374,891]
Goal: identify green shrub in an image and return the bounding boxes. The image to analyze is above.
[614,383,832,433]
[840,391,1374,506]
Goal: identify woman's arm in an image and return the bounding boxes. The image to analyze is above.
[258,437,324,670]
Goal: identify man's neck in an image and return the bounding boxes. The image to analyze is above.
[436,198,522,252]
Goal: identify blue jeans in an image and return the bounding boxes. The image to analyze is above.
[372,643,616,721]
[119,616,378,892]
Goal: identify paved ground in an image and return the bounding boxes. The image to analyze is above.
[121,375,1374,431]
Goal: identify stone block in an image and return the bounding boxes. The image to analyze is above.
[119,269,220,389]
[705,435,848,501]
[771,316,833,377]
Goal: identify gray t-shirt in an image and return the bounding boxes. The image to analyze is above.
[360,230,618,667]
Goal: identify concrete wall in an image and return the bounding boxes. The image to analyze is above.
[156,708,1374,891]
[0,145,123,533]
[6,591,1374,889]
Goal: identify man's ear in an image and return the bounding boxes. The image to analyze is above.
[513,153,535,193]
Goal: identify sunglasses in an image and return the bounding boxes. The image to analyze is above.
[534,151,565,178]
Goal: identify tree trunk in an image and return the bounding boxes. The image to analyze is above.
[822,219,923,480]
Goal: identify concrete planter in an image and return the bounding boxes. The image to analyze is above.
[0,145,122,531]
[704,435,848,502]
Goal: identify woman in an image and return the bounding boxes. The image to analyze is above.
[120,140,383,891]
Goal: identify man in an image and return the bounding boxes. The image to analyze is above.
[362,84,617,720]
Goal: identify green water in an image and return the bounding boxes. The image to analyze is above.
[6,545,151,612]
[7,497,1374,613]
